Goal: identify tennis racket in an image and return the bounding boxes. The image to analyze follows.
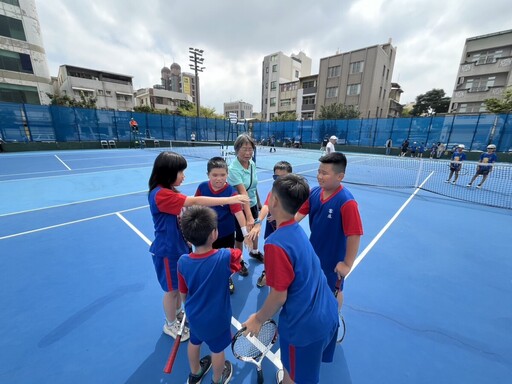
[163,312,187,374]
[334,278,346,343]
[232,319,278,384]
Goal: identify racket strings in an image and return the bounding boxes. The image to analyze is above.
[233,323,277,358]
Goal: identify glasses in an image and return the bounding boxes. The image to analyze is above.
[272,175,279,180]
[239,146,254,153]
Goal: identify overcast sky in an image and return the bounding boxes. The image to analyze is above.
[36,0,511,113]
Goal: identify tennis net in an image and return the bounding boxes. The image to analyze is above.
[253,147,512,210]
[143,139,225,161]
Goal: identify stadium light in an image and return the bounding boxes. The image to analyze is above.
[189,48,205,120]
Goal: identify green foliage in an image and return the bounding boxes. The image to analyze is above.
[484,87,512,113]
[411,89,450,116]
[133,105,153,113]
[272,111,297,121]
[46,91,97,109]
[319,103,360,119]
[177,103,223,118]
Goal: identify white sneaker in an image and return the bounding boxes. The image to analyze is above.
[163,320,190,342]
[451,181,456,185]
[476,185,482,189]
[444,180,450,183]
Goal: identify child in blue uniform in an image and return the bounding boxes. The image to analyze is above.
[148,152,248,342]
[445,144,466,184]
[178,206,240,384]
[467,144,498,188]
[247,161,293,288]
[296,152,363,311]
[195,157,249,294]
[243,174,339,384]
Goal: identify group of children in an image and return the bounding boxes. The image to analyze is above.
[445,143,498,188]
[148,144,363,383]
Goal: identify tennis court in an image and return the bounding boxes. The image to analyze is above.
[0,145,510,384]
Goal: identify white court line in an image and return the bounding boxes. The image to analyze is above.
[54,155,72,171]
[346,171,434,278]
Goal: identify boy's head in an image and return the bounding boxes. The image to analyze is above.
[271,174,309,216]
[317,152,347,190]
[180,205,218,247]
[487,144,496,153]
[273,160,293,180]
[207,157,228,190]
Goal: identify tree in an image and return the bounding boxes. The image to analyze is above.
[46,91,97,109]
[318,103,360,119]
[484,87,512,113]
[411,89,450,116]
[177,103,223,118]
[272,111,297,121]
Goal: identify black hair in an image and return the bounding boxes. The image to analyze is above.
[273,160,293,173]
[180,205,218,247]
[148,151,187,192]
[318,152,347,174]
[207,156,228,173]
[272,174,309,215]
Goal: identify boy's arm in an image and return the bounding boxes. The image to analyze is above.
[234,184,255,228]
[243,288,287,336]
[335,235,360,279]
[294,212,306,222]
[247,204,269,242]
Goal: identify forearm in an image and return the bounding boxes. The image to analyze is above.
[254,288,287,323]
[185,195,230,207]
[337,235,361,276]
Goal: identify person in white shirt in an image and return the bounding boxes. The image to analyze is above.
[326,135,337,154]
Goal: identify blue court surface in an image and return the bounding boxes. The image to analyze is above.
[0,148,510,384]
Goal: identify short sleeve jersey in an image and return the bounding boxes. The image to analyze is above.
[227,158,258,207]
[177,248,242,340]
[264,220,338,346]
[450,151,466,169]
[298,185,363,277]
[478,152,498,171]
[148,186,189,259]
[195,181,242,238]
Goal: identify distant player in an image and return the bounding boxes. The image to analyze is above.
[445,144,466,184]
[467,144,498,188]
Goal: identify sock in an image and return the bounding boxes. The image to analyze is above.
[251,249,259,254]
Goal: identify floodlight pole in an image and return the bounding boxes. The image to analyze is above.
[189,48,205,132]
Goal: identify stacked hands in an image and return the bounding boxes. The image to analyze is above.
[242,213,272,250]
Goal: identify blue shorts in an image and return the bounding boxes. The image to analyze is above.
[280,328,337,383]
[152,255,178,292]
[189,327,232,354]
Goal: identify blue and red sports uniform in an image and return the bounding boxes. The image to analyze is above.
[265,219,338,383]
[298,185,363,291]
[148,186,190,291]
[476,152,498,175]
[263,192,277,239]
[178,248,241,352]
[194,181,242,239]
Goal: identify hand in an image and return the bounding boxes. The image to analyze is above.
[242,313,263,337]
[334,262,349,281]
[232,195,250,205]
[243,236,253,250]
[246,225,261,242]
[246,216,255,230]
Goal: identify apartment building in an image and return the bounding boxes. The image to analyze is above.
[223,100,253,120]
[55,65,134,111]
[388,82,404,117]
[449,29,512,113]
[0,0,53,104]
[261,51,312,121]
[316,41,396,118]
[298,74,318,120]
[134,87,192,112]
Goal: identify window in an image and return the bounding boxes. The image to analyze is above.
[382,65,386,77]
[474,50,503,65]
[327,65,341,78]
[0,82,39,104]
[347,84,361,96]
[0,14,26,41]
[0,49,33,73]
[270,55,278,62]
[303,80,315,88]
[272,64,277,72]
[1,0,20,5]
[270,97,276,107]
[265,67,269,73]
[271,81,277,91]
[280,99,291,107]
[350,61,364,74]
[466,76,494,92]
[326,87,338,98]
[303,95,315,105]
[97,89,104,95]
[295,70,299,78]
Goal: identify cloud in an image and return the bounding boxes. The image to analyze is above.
[36,0,512,112]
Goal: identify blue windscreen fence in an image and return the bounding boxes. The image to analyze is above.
[0,102,511,152]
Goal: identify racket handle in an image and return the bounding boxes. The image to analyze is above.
[163,335,181,374]
[257,368,264,384]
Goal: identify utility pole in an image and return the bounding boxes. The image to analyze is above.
[189,48,205,132]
